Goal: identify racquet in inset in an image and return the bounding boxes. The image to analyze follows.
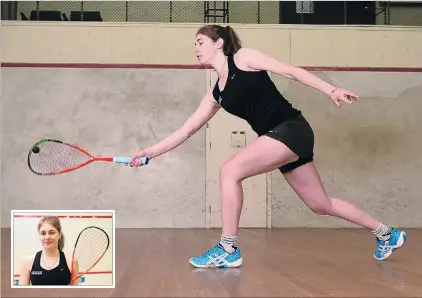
[69,226,110,285]
[27,139,149,175]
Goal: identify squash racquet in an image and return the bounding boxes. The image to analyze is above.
[69,226,110,285]
[27,139,149,175]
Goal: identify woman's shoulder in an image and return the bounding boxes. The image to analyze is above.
[234,47,257,60]
[62,251,75,265]
[233,48,263,71]
[23,251,39,261]
[62,251,71,260]
[21,252,39,268]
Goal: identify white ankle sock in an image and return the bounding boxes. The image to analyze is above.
[220,235,237,253]
[372,223,392,240]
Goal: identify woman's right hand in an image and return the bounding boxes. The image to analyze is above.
[129,150,150,167]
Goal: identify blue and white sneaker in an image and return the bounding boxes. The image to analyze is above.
[189,243,243,268]
[374,228,406,260]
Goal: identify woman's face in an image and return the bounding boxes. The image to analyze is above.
[39,222,60,249]
[195,34,222,65]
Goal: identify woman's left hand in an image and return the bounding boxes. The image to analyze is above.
[329,87,359,108]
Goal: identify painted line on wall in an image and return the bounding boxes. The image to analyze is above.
[2,63,422,72]
[13,215,113,218]
[1,63,210,69]
[304,66,422,72]
[14,271,112,277]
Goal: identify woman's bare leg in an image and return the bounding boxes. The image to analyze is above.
[219,136,298,236]
[189,135,298,268]
[282,162,381,230]
[282,162,407,260]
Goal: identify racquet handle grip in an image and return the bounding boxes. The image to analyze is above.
[113,156,149,165]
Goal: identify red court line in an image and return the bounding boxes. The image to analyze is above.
[2,63,422,72]
[14,271,112,277]
[1,63,210,69]
[13,215,112,218]
[302,66,422,72]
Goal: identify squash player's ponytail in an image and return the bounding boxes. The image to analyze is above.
[196,25,242,55]
[223,25,242,55]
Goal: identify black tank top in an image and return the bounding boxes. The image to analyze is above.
[30,250,71,285]
[212,54,301,136]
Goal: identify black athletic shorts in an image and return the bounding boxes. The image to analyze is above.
[264,113,315,173]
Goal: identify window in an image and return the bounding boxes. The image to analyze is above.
[296,1,314,14]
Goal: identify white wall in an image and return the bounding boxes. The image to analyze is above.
[2,22,422,228]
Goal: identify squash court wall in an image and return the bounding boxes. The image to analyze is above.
[1,22,422,228]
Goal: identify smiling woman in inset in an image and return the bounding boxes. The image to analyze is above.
[19,216,79,286]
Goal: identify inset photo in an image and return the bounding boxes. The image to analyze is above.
[11,210,115,288]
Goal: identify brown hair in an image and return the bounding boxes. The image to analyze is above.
[38,216,65,250]
[196,25,242,56]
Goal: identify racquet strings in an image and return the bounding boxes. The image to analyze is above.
[28,141,91,174]
[73,227,109,274]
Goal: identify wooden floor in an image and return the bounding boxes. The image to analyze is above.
[2,228,421,297]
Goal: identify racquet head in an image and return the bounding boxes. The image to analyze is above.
[27,139,93,175]
[70,226,110,284]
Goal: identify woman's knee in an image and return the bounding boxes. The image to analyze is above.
[220,160,243,182]
[307,196,333,215]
